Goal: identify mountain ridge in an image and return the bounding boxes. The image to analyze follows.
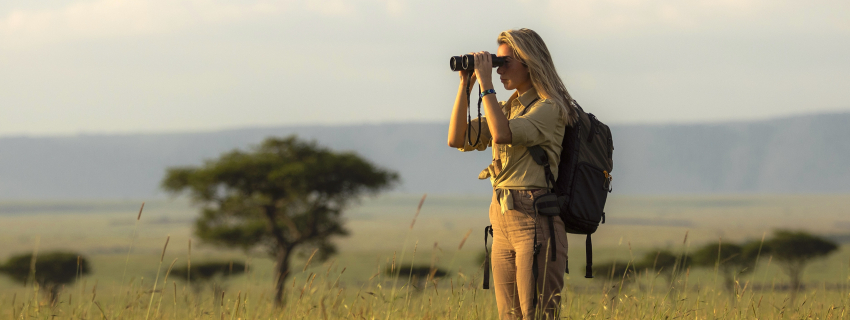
[2,112,848,199]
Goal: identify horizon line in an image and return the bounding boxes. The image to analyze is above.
[3,109,849,139]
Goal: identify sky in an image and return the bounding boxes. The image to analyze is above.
[1,0,848,136]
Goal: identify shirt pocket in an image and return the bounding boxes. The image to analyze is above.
[499,144,507,163]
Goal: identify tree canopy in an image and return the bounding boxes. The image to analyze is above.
[161,136,398,306]
[761,230,838,295]
[592,230,838,298]
[0,251,90,303]
[170,261,246,294]
[170,261,246,283]
[691,241,757,292]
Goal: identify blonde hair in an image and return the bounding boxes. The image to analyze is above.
[498,28,578,125]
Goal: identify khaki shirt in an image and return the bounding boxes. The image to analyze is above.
[458,88,565,213]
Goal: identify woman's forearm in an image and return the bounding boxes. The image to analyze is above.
[471,52,511,145]
[447,79,470,148]
[479,84,511,144]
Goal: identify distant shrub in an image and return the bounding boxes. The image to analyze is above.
[0,251,90,303]
[691,241,756,292]
[170,261,245,282]
[169,261,246,296]
[637,250,690,286]
[592,261,639,283]
[761,230,838,298]
[384,264,447,290]
[385,264,447,278]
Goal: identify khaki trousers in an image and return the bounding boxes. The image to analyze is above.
[489,189,568,320]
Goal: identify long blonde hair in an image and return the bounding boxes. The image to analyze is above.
[498,28,578,125]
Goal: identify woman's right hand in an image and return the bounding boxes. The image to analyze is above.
[460,69,476,85]
[459,53,476,92]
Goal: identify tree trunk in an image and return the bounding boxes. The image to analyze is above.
[790,269,801,302]
[261,205,295,308]
[213,283,224,309]
[273,246,292,308]
[47,284,59,306]
[723,270,735,293]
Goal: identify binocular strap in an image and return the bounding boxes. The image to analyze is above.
[466,72,483,147]
[483,225,493,289]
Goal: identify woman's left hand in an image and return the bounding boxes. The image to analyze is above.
[473,51,494,90]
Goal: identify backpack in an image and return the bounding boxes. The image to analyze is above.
[527,101,614,278]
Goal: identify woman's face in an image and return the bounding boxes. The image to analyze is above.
[496,43,531,93]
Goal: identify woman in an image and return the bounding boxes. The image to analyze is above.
[447,28,578,319]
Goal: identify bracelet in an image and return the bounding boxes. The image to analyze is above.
[479,89,496,98]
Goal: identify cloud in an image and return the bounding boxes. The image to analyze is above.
[0,0,422,47]
[385,0,405,17]
[0,0,291,46]
[305,0,354,16]
[0,0,848,136]
[544,0,850,37]
[4,0,846,48]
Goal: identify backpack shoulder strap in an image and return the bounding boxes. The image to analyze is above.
[527,146,548,166]
[517,98,540,117]
[527,146,556,192]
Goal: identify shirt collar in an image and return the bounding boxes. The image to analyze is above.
[515,87,540,108]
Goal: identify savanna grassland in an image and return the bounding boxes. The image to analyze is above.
[1,194,849,319]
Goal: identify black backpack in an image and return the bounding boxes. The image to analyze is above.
[528,101,614,278]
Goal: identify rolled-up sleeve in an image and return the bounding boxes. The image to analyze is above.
[457,116,492,152]
[509,100,560,147]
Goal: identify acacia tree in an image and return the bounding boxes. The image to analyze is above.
[0,251,91,303]
[169,261,246,293]
[162,136,398,307]
[761,230,837,297]
[170,261,246,306]
[384,265,448,291]
[691,242,756,292]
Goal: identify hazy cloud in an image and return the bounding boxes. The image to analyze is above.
[1,0,848,136]
[1,1,288,45]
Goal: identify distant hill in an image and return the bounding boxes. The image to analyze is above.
[1,112,849,199]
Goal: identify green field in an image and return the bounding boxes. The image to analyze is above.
[1,194,849,319]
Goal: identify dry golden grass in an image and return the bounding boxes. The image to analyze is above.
[1,194,849,319]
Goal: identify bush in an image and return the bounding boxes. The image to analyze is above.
[691,241,755,292]
[761,230,838,296]
[384,264,448,290]
[637,250,690,286]
[0,251,90,303]
[169,261,246,283]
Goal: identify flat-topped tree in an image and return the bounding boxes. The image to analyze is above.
[692,241,755,292]
[761,230,838,297]
[170,261,246,292]
[161,136,398,307]
[384,264,448,291]
[0,251,90,303]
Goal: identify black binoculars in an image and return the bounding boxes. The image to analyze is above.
[449,54,506,71]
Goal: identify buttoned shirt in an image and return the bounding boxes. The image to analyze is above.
[458,88,565,213]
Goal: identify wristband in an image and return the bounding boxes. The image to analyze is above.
[479,89,496,98]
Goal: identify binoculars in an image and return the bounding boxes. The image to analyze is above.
[449,54,506,71]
